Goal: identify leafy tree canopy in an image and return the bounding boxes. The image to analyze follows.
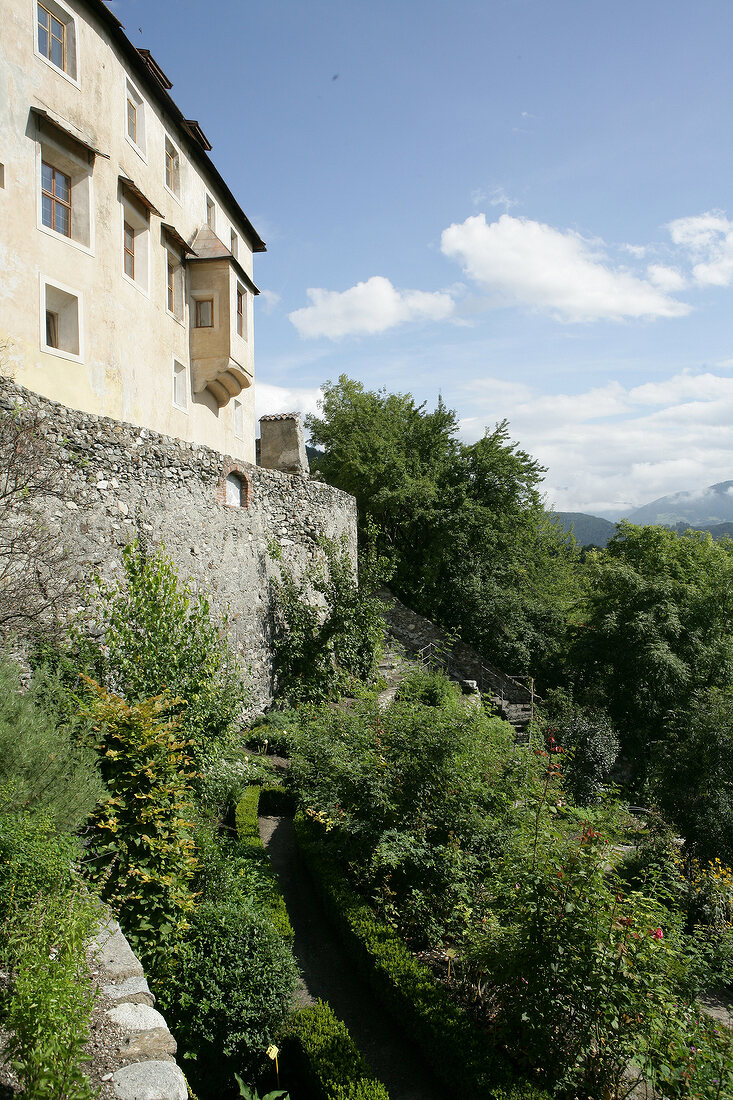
[306,375,578,676]
[571,522,733,773]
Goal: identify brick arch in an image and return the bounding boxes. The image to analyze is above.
[217,462,252,508]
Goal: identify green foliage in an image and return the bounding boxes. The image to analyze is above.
[160,895,298,1091]
[235,1080,289,1100]
[78,540,246,766]
[657,687,733,866]
[393,664,459,708]
[540,693,619,805]
[295,814,550,1100]
[572,523,733,774]
[0,809,79,941]
[283,1001,389,1100]
[197,745,269,818]
[83,685,197,974]
[232,784,294,940]
[306,375,579,676]
[247,710,301,756]
[271,530,388,705]
[0,655,103,830]
[1,890,99,1100]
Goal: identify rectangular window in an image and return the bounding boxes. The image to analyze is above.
[125,80,145,155]
[165,147,174,189]
[195,298,214,328]
[233,398,244,439]
[42,279,81,359]
[236,285,245,338]
[126,97,137,144]
[38,3,65,71]
[41,160,71,237]
[0,164,5,189]
[123,221,135,279]
[167,257,175,313]
[45,310,59,348]
[206,195,215,230]
[173,360,187,410]
[230,230,239,260]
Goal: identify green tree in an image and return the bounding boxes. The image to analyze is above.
[571,523,733,776]
[306,375,578,675]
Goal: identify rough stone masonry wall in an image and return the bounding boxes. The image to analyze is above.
[0,380,357,711]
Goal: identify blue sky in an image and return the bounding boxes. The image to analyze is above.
[112,0,733,516]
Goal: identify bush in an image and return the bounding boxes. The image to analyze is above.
[540,694,619,805]
[247,710,302,757]
[393,665,458,709]
[1,890,99,1100]
[83,686,197,975]
[294,814,550,1100]
[282,1002,389,1100]
[0,656,103,830]
[161,896,298,1092]
[233,785,294,940]
[77,540,246,766]
[0,809,79,942]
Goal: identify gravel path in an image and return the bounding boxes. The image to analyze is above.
[259,815,444,1100]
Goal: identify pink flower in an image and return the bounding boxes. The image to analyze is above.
[652,928,664,940]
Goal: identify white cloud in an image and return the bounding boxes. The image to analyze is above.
[458,368,733,515]
[668,211,733,287]
[289,276,454,339]
[471,187,519,210]
[259,289,281,313]
[647,264,686,292]
[441,214,690,322]
[255,382,323,422]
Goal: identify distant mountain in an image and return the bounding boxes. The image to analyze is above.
[551,512,616,548]
[628,480,733,527]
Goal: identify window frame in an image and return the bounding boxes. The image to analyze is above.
[233,397,244,440]
[120,194,150,296]
[124,77,147,160]
[165,248,184,322]
[41,160,72,237]
[34,0,79,87]
[172,358,189,412]
[39,274,83,363]
[36,136,94,255]
[123,220,135,279]
[205,195,216,230]
[236,284,246,338]
[163,134,181,201]
[195,298,214,328]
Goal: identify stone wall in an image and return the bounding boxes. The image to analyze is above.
[0,379,357,711]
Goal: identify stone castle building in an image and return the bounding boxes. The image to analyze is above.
[0,0,263,463]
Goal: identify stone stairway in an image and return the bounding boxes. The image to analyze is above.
[378,589,539,741]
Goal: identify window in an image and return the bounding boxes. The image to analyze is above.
[41,161,71,236]
[121,194,149,292]
[233,398,244,439]
[125,79,145,156]
[41,278,81,360]
[166,251,183,320]
[172,360,188,410]
[36,1,77,82]
[206,195,215,230]
[230,230,239,260]
[225,473,244,507]
[37,131,93,250]
[164,136,180,198]
[123,221,135,278]
[0,164,4,189]
[236,284,246,338]
[195,298,213,328]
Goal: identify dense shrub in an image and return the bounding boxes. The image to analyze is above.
[393,665,458,709]
[283,1002,389,1100]
[541,694,619,805]
[77,540,246,766]
[0,656,103,830]
[83,686,197,975]
[0,809,79,942]
[161,896,298,1092]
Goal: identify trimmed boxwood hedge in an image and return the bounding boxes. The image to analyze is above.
[234,784,293,942]
[282,1001,390,1100]
[294,813,552,1100]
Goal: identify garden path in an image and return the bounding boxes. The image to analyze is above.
[258,814,444,1100]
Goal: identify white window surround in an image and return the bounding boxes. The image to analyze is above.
[165,248,184,323]
[205,194,215,230]
[34,0,80,88]
[124,76,147,161]
[230,229,239,260]
[233,397,244,439]
[120,195,150,297]
[163,133,181,202]
[35,134,94,255]
[39,275,83,363]
[172,358,188,412]
[235,283,247,341]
